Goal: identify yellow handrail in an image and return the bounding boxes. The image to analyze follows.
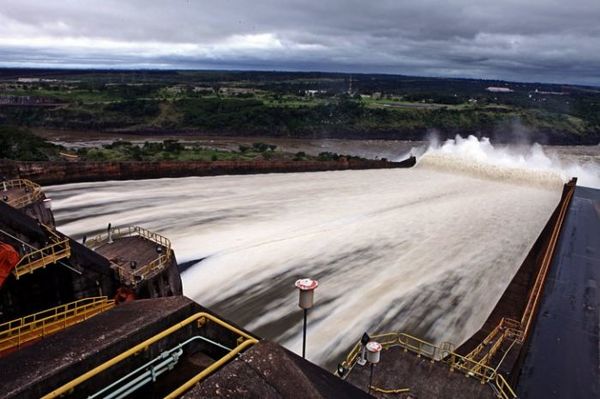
[2,179,44,208]
[12,228,71,279]
[496,374,517,399]
[42,312,258,399]
[520,186,575,340]
[466,318,523,365]
[86,225,172,286]
[339,331,516,398]
[0,297,115,352]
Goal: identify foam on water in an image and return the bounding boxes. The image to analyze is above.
[47,140,575,368]
[410,135,599,188]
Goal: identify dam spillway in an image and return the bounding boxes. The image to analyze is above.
[46,159,562,367]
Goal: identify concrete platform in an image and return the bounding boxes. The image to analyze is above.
[185,340,372,399]
[1,186,29,207]
[345,346,497,399]
[95,236,162,274]
[0,296,198,399]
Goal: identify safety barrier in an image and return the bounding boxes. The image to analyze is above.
[86,225,172,286]
[12,228,71,279]
[520,182,575,340]
[495,374,517,399]
[339,331,516,398]
[0,297,115,353]
[465,317,523,371]
[42,312,258,399]
[2,179,44,209]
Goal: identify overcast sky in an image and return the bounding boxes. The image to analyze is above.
[0,0,599,85]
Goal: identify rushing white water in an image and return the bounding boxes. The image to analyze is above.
[46,143,564,368]
[410,135,600,188]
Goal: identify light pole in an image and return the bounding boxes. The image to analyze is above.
[295,278,318,359]
[366,341,382,395]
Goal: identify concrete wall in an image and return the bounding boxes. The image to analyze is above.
[0,157,416,185]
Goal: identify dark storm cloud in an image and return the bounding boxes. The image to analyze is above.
[0,0,599,84]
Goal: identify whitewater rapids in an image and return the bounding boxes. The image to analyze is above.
[47,153,562,368]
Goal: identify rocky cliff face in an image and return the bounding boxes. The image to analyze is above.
[0,157,416,185]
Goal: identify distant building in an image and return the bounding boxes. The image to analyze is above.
[486,86,513,93]
[304,89,325,96]
[193,86,214,93]
[17,78,40,83]
[534,89,565,95]
[220,87,257,95]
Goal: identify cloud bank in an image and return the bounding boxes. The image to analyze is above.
[0,0,599,84]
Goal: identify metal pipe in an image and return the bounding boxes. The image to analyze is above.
[107,223,113,244]
[91,350,181,399]
[302,308,307,359]
[163,339,257,399]
[368,363,374,395]
[90,336,231,399]
[104,354,178,399]
[58,260,83,275]
[42,312,257,399]
[0,227,37,250]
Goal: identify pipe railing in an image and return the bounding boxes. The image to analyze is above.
[339,331,516,398]
[12,227,71,279]
[86,225,172,286]
[42,312,258,399]
[1,179,44,209]
[520,183,575,340]
[466,317,523,365]
[0,297,115,353]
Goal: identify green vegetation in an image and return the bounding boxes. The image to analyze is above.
[0,125,364,163]
[0,69,599,144]
[0,126,61,161]
[76,139,287,162]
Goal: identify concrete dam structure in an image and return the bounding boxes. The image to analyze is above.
[0,153,597,398]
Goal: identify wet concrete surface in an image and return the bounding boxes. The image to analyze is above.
[185,340,372,399]
[0,297,198,399]
[517,186,600,398]
[345,346,496,399]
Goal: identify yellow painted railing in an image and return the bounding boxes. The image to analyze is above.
[520,184,575,340]
[339,331,516,398]
[0,297,115,353]
[2,179,44,208]
[86,225,172,286]
[466,317,523,369]
[42,312,258,399]
[12,228,71,279]
[496,374,518,399]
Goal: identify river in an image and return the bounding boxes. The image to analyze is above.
[46,138,572,368]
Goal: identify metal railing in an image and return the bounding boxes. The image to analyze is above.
[466,318,523,369]
[42,312,259,399]
[339,331,516,398]
[495,374,518,399]
[12,228,71,279]
[0,297,115,353]
[86,225,172,286]
[520,185,575,340]
[2,179,44,208]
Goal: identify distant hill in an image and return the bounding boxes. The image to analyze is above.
[0,69,598,145]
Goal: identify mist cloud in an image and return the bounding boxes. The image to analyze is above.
[0,0,599,85]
